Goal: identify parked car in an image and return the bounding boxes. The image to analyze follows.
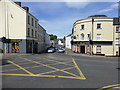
[58,48,65,53]
[47,48,55,53]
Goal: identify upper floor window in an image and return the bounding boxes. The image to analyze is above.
[116,26,120,32]
[28,15,30,24]
[81,25,84,30]
[96,34,101,41]
[27,28,30,36]
[32,29,34,37]
[81,33,84,40]
[88,34,90,40]
[32,18,34,26]
[115,38,120,44]
[35,31,37,38]
[35,21,37,28]
[97,24,102,29]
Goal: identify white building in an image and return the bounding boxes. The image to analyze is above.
[0,0,50,53]
[65,34,72,49]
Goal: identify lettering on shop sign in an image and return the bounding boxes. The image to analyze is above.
[11,39,22,42]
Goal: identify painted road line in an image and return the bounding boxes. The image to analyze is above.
[37,66,75,75]
[35,57,74,67]
[0,73,86,80]
[8,60,34,75]
[98,84,120,90]
[72,58,86,79]
[0,62,33,68]
[1,61,72,73]
[22,57,79,77]
[1,65,42,73]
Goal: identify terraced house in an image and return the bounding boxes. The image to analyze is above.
[72,15,120,56]
[0,0,50,53]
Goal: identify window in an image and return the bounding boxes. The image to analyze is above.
[96,46,101,53]
[27,28,30,36]
[88,34,90,40]
[35,21,37,28]
[81,25,84,30]
[115,38,120,44]
[81,34,84,40]
[32,29,34,37]
[32,18,34,26]
[97,24,102,29]
[35,31,37,38]
[116,26,120,32]
[28,16,30,24]
[96,34,101,41]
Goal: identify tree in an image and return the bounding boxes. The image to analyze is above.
[49,34,57,40]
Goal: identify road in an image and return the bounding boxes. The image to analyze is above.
[0,51,119,89]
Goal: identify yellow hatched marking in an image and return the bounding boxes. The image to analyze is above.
[0,73,86,80]
[35,57,74,67]
[72,58,86,79]
[98,84,120,90]
[0,62,33,68]
[8,60,34,75]
[1,61,72,73]
[22,58,79,77]
[37,66,75,75]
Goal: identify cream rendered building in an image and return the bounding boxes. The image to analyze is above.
[72,15,120,56]
[0,0,50,53]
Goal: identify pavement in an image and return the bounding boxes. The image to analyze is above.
[0,50,119,89]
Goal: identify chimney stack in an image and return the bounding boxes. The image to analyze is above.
[14,2,21,7]
[22,7,29,12]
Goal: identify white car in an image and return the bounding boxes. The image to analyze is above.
[47,48,55,53]
[58,48,65,53]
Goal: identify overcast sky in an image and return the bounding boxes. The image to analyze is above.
[22,2,118,38]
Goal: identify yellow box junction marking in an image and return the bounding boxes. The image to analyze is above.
[98,84,120,90]
[1,55,86,80]
[8,60,34,75]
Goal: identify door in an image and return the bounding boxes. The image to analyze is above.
[80,46,85,53]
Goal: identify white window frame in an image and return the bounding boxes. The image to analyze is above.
[97,23,102,29]
[116,26,120,32]
[81,34,84,40]
[96,46,101,53]
[115,38,120,44]
[80,25,84,30]
[96,34,101,41]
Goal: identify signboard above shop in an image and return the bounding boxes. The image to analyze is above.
[11,39,22,42]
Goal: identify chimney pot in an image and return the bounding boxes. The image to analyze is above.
[14,2,21,7]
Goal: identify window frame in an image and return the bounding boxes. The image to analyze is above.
[96,34,101,41]
[96,46,101,53]
[80,25,84,30]
[97,23,102,29]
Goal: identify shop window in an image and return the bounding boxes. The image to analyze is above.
[96,46,101,53]
[12,42,20,53]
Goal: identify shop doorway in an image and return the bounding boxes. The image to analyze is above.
[80,46,85,53]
